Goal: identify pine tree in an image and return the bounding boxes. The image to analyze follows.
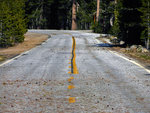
[139,0,150,49]
[0,0,27,47]
[118,0,142,45]
[76,0,97,30]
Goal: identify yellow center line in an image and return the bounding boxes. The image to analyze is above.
[68,36,79,74]
[67,36,78,104]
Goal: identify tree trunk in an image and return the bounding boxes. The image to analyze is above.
[96,0,100,22]
[72,0,77,30]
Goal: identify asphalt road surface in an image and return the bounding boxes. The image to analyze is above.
[0,30,150,113]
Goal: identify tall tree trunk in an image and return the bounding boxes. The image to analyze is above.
[72,0,77,30]
[96,0,100,22]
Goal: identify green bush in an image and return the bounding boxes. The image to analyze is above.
[91,22,103,33]
[0,0,27,47]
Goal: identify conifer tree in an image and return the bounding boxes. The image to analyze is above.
[0,0,27,47]
[139,0,150,49]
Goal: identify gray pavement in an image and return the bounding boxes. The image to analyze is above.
[0,30,150,113]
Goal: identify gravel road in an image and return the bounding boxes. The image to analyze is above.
[0,30,150,113]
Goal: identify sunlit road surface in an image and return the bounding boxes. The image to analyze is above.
[0,30,150,113]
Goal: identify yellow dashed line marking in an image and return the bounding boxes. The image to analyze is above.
[68,85,75,89]
[67,76,74,82]
[70,76,74,79]
[68,72,72,74]
[69,97,76,103]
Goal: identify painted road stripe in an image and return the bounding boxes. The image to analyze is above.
[67,76,74,82]
[69,97,76,103]
[68,85,75,89]
[95,39,150,74]
[0,54,22,67]
[69,36,78,74]
[67,36,79,104]
[0,39,44,67]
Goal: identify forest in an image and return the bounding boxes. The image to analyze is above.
[0,0,150,49]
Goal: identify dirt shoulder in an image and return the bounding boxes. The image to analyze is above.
[97,37,150,70]
[0,32,49,62]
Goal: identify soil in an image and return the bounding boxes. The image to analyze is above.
[0,32,49,62]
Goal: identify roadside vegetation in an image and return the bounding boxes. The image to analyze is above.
[92,0,150,49]
[0,0,27,47]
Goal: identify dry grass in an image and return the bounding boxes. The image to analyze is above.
[110,47,150,66]
[0,32,49,62]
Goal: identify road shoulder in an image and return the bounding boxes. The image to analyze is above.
[96,37,150,73]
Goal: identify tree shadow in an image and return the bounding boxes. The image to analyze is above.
[146,66,150,70]
[92,43,121,47]
[145,74,150,76]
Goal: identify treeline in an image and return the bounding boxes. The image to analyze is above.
[91,0,150,48]
[0,0,27,47]
[0,0,149,48]
[0,0,72,47]
[25,0,72,29]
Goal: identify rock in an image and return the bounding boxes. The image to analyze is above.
[137,45,143,52]
[142,48,149,53]
[120,41,125,45]
[125,48,130,51]
[130,45,138,50]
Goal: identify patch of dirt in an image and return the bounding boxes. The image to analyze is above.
[0,32,49,62]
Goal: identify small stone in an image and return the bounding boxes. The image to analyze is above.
[130,45,138,50]
[120,41,125,45]
[3,82,7,85]
[107,105,109,107]
[142,48,149,53]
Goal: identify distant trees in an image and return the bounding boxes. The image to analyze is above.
[92,0,150,48]
[117,0,142,45]
[0,0,27,47]
[1,0,149,48]
[138,0,150,49]
[76,0,97,30]
[25,0,72,29]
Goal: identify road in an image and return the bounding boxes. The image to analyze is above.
[0,30,150,113]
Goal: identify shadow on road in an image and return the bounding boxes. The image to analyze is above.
[92,43,118,47]
[145,74,150,76]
